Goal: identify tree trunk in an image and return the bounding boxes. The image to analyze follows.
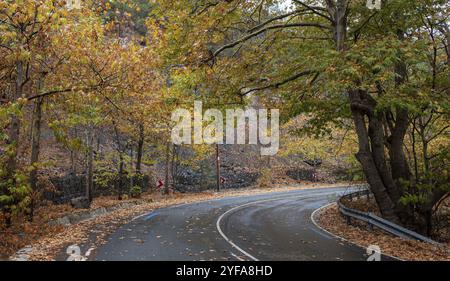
[118,155,124,200]
[327,0,348,52]
[113,123,125,200]
[70,150,76,174]
[170,144,175,189]
[163,141,170,195]
[2,62,24,227]
[130,144,134,188]
[172,145,179,190]
[136,123,144,177]
[28,96,44,222]
[86,127,94,204]
[6,61,24,176]
[368,112,402,204]
[349,90,399,222]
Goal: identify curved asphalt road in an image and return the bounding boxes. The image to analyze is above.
[93,187,388,261]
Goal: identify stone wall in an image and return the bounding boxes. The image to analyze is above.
[43,173,151,204]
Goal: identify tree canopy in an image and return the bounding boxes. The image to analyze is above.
[0,0,449,236]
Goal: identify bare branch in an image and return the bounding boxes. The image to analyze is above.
[27,85,101,101]
[239,70,315,96]
[248,9,304,32]
[213,22,331,57]
[293,0,333,22]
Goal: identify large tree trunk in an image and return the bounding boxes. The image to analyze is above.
[349,90,399,222]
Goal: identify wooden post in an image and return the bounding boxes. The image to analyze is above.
[216,143,220,192]
[346,216,352,225]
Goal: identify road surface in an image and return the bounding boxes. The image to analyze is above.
[92,187,391,261]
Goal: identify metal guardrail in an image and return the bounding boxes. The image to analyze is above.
[338,187,441,245]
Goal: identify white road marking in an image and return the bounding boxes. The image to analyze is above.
[310,202,342,238]
[230,252,244,261]
[216,190,341,261]
[131,213,148,221]
[85,247,95,257]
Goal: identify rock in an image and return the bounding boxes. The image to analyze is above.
[10,246,33,261]
[304,159,323,167]
[49,216,71,226]
[17,246,33,255]
[13,256,28,261]
[70,197,90,209]
[67,211,92,224]
[286,168,316,181]
[90,207,107,218]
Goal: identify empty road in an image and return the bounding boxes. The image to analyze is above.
[93,186,390,261]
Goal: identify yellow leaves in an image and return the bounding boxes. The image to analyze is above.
[0,31,17,47]
[16,97,28,107]
[280,115,357,160]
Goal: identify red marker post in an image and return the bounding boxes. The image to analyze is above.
[157,179,164,189]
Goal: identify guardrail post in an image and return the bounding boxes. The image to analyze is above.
[367,221,374,231]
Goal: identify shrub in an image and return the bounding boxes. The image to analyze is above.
[129,186,142,198]
[257,168,273,188]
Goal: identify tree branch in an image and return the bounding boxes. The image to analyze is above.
[27,85,100,101]
[248,10,304,33]
[213,22,331,58]
[293,0,333,22]
[239,70,315,96]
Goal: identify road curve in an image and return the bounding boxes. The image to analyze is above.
[92,187,386,261]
